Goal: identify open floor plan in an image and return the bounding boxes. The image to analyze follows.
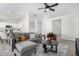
[0,3,79,56]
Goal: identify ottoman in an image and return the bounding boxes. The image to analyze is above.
[14,40,37,56]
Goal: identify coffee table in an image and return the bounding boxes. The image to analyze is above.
[42,40,58,53]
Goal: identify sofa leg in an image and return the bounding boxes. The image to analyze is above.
[35,48,37,54]
[14,53,16,56]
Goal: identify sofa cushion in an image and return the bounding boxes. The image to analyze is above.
[34,33,40,38]
[22,33,30,39]
[15,41,37,54]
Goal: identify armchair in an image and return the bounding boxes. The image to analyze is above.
[42,32,58,53]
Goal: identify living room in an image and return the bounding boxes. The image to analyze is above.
[0,3,79,56]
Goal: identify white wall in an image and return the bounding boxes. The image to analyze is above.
[61,13,79,41]
[42,14,52,34]
[61,14,75,41]
[18,13,29,32]
[42,12,79,41]
[74,13,79,38]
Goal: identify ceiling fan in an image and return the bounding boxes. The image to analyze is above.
[38,3,59,13]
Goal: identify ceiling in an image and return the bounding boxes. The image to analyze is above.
[0,3,79,23]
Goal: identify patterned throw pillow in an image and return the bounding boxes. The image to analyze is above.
[19,35,26,42]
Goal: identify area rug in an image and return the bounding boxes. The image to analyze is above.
[0,42,68,56]
[33,43,69,56]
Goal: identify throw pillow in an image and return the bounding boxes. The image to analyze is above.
[30,34,35,39]
[19,35,26,42]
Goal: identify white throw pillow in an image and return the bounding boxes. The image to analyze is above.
[30,34,35,39]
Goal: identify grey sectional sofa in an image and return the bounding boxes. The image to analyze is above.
[11,32,42,56]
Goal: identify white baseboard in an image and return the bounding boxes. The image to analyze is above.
[59,35,75,41]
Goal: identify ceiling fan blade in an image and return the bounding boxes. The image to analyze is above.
[49,8,55,11]
[44,3,49,6]
[38,8,45,9]
[50,3,58,7]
